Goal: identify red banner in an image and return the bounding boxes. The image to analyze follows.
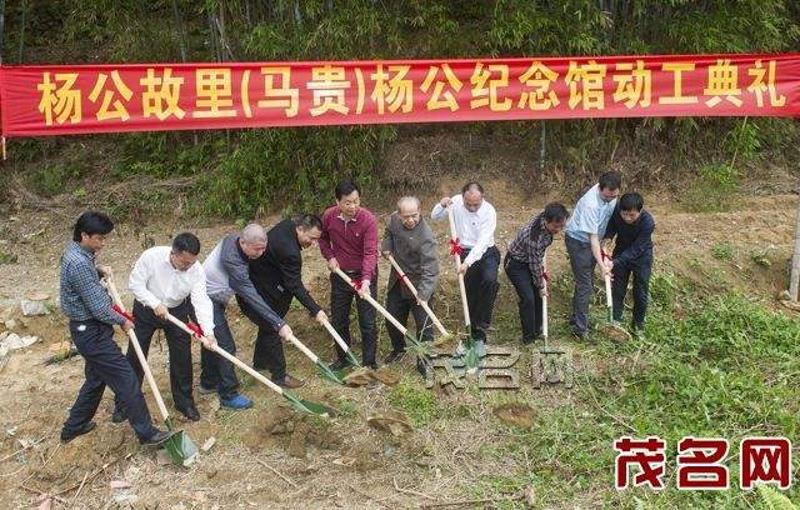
[1,53,798,137]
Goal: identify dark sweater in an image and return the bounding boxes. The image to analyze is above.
[249,219,322,316]
[604,208,655,266]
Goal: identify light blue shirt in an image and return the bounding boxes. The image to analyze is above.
[565,184,617,243]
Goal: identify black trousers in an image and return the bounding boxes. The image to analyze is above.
[63,319,157,441]
[330,269,378,366]
[461,246,500,342]
[115,300,195,414]
[385,281,434,352]
[612,256,653,329]
[238,291,291,383]
[503,255,544,343]
[199,299,241,400]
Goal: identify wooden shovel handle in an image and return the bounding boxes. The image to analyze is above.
[106,277,170,422]
[320,316,351,354]
[447,205,471,328]
[285,334,320,364]
[333,268,409,335]
[387,255,450,337]
[163,312,286,397]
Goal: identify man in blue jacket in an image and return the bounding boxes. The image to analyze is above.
[603,193,655,332]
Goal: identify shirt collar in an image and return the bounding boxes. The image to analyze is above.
[538,215,549,233]
[336,207,359,223]
[70,240,95,261]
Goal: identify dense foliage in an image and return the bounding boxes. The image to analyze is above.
[3,0,799,217]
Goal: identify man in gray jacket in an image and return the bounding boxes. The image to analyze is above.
[381,196,439,363]
[199,224,292,410]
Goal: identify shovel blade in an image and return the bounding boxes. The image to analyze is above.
[282,391,334,418]
[163,430,199,467]
[344,350,361,367]
[315,361,346,385]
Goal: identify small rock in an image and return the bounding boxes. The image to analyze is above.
[4,319,17,331]
[1,333,39,352]
[156,450,172,465]
[523,485,536,508]
[112,492,138,505]
[21,299,49,317]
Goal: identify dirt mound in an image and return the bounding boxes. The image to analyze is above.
[493,403,536,429]
[243,407,342,458]
[367,410,414,437]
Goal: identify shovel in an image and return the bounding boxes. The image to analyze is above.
[533,268,571,388]
[600,252,633,343]
[319,316,361,370]
[446,204,481,373]
[386,254,451,340]
[332,268,429,353]
[284,332,346,385]
[105,278,198,467]
[163,313,334,418]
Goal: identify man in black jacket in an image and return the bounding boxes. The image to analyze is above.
[603,193,655,332]
[248,214,327,388]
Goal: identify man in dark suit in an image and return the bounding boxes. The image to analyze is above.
[247,214,327,388]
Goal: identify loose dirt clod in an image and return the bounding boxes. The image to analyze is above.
[367,410,414,437]
[493,403,536,429]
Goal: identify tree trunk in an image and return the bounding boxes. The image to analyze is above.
[171,0,188,62]
[790,191,800,301]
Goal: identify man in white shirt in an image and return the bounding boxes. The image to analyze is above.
[113,233,216,423]
[431,182,500,343]
[564,171,621,339]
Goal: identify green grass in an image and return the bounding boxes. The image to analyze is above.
[480,289,800,509]
[711,243,735,261]
[388,376,440,427]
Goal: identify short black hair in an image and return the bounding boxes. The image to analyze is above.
[619,193,644,212]
[462,181,484,195]
[335,180,360,200]
[292,214,323,231]
[542,202,569,223]
[172,232,201,255]
[72,211,114,242]
[598,171,622,191]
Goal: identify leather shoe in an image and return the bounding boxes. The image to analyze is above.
[383,350,406,364]
[140,429,174,446]
[197,385,216,395]
[179,406,201,422]
[278,374,305,389]
[60,421,97,444]
[111,408,127,424]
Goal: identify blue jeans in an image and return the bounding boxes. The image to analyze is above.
[62,320,157,441]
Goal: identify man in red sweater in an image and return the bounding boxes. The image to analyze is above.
[319,180,379,370]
